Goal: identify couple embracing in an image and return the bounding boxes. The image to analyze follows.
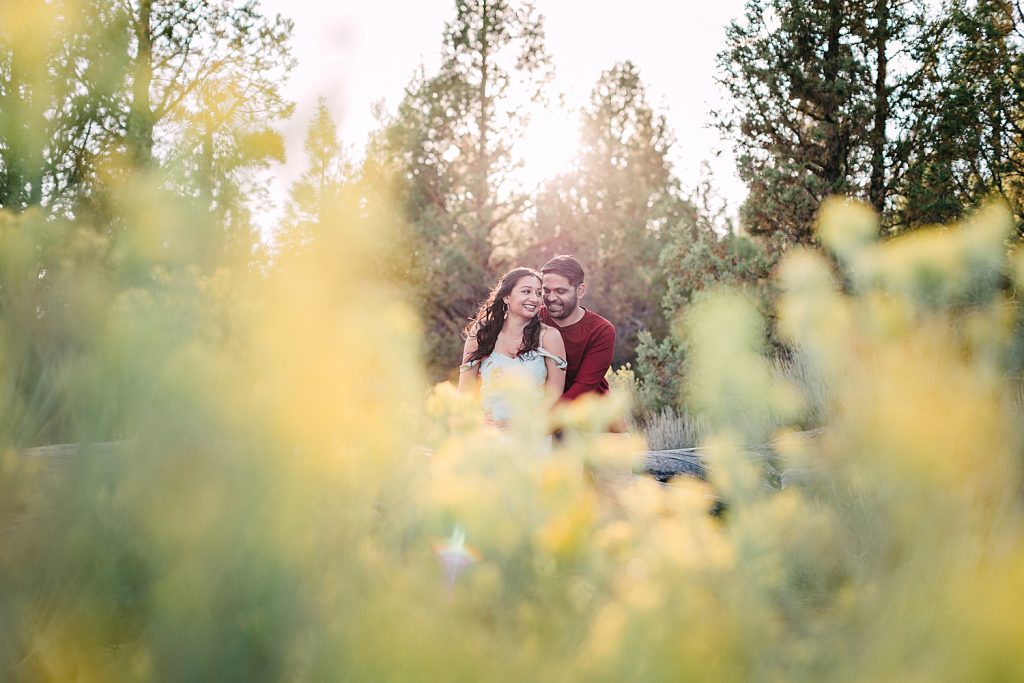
[458,255,616,428]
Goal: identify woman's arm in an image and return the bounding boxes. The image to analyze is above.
[457,334,480,392]
[542,326,566,404]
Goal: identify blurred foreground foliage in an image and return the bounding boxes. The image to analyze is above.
[4,0,1024,680]
[4,146,1024,682]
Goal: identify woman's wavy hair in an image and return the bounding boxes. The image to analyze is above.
[464,267,543,364]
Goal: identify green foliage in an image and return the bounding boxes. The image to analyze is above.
[5,167,1024,681]
[716,0,931,245]
[630,173,772,416]
[121,0,295,163]
[898,0,1024,230]
[632,330,685,414]
[717,0,867,246]
[7,5,1024,679]
[660,224,772,323]
[0,0,130,213]
[0,0,295,262]
[527,61,690,363]
[371,0,552,379]
[718,0,1024,241]
[685,289,803,446]
[135,0,295,257]
[279,97,351,254]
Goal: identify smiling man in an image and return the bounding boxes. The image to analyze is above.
[539,255,616,401]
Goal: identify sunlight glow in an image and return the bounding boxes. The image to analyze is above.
[516,108,580,189]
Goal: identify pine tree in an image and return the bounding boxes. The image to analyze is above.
[280,97,350,254]
[716,0,927,248]
[121,0,294,168]
[529,61,689,363]
[372,0,553,377]
[1,0,295,255]
[0,0,129,213]
[716,0,866,249]
[634,169,772,412]
[897,0,1024,230]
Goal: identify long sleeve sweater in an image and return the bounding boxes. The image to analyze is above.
[540,307,615,400]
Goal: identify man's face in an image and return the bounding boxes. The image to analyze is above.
[542,273,580,320]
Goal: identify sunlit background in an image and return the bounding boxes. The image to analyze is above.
[257,0,749,230]
[515,109,580,190]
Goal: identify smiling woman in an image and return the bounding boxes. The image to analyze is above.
[515,108,581,189]
[457,267,568,427]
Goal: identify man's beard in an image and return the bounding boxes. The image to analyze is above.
[545,296,578,320]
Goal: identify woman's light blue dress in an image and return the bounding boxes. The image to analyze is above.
[461,347,567,424]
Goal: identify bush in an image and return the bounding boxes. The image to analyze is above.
[5,164,1024,682]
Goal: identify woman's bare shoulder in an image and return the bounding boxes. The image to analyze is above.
[540,324,566,351]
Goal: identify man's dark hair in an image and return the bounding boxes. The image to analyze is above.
[540,255,585,288]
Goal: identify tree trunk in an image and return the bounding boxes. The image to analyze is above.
[127,0,154,168]
[821,0,845,194]
[989,0,1010,190]
[475,0,492,236]
[1,49,45,210]
[869,0,890,214]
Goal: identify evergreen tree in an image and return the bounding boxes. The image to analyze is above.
[0,0,129,213]
[717,0,867,249]
[865,0,930,221]
[124,0,294,259]
[280,97,350,253]
[529,61,689,363]
[121,0,294,167]
[1,0,294,225]
[716,0,926,248]
[897,0,1024,230]
[373,0,553,377]
[634,170,772,412]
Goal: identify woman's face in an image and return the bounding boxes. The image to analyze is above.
[503,275,542,319]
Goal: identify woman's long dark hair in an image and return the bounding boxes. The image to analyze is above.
[463,267,543,364]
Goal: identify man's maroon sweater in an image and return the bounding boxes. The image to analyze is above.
[540,307,615,400]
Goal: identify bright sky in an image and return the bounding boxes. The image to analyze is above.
[257,0,750,228]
